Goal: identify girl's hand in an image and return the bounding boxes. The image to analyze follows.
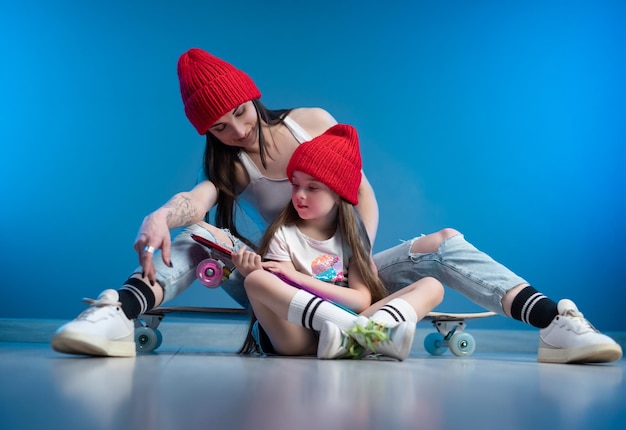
[232,245,263,277]
[261,261,302,283]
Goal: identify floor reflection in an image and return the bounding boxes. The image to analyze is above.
[0,345,623,430]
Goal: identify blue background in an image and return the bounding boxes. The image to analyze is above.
[1,0,624,331]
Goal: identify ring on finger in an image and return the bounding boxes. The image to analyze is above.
[143,245,156,254]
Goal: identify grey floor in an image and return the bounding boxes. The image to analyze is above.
[0,319,625,430]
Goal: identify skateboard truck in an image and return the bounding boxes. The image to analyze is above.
[134,313,165,352]
[422,311,496,357]
[425,320,475,357]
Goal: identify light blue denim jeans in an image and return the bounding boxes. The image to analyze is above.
[138,223,249,308]
[372,234,527,314]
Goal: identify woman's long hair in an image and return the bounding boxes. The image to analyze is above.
[203,99,292,247]
[238,198,387,354]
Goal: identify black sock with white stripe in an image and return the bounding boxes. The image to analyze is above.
[510,286,558,328]
[371,298,418,324]
[117,277,156,320]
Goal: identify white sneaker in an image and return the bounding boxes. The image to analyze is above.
[51,290,136,357]
[348,316,416,361]
[317,321,367,359]
[538,299,622,364]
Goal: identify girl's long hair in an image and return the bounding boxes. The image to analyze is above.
[238,199,387,354]
[203,99,292,247]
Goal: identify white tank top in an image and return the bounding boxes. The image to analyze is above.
[236,116,312,227]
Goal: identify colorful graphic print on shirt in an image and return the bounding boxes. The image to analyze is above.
[311,254,343,283]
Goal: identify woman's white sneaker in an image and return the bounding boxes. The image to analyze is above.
[51,289,136,357]
[538,299,622,364]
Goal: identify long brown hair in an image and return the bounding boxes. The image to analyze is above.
[238,198,387,354]
[203,99,292,247]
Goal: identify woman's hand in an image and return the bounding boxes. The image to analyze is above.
[132,182,217,285]
[232,245,263,277]
[133,211,172,285]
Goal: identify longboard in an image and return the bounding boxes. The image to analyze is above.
[135,306,497,356]
[134,306,248,352]
[136,234,497,356]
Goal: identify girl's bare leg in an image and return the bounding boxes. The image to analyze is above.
[361,277,444,321]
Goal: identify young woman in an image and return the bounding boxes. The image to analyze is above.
[231,124,443,360]
[51,48,621,364]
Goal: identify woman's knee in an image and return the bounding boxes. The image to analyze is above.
[411,228,461,253]
[197,221,234,246]
[439,228,461,239]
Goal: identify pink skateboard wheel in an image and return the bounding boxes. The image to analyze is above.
[196,258,224,288]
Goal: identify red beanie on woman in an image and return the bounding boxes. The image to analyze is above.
[177,48,261,135]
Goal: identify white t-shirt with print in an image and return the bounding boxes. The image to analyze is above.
[265,224,351,287]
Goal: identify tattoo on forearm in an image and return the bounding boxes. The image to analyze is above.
[164,195,197,227]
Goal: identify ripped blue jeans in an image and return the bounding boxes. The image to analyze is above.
[148,226,526,314]
[372,234,527,314]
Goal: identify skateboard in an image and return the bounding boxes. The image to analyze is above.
[191,234,237,288]
[422,311,497,357]
[134,306,248,352]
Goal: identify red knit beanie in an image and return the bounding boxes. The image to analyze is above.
[177,48,261,135]
[286,124,362,205]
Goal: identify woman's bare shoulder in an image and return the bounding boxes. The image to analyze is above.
[288,107,338,138]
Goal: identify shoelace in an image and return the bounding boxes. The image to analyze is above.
[76,296,121,320]
[561,308,597,333]
[347,321,390,354]
[562,307,583,319]
[341,336,366,359]
[82,296,121,307]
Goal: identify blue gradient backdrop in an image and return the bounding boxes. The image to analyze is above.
[1,1,624,331]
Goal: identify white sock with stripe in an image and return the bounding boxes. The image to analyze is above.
[287,289,361,332]
[370,298,417,325]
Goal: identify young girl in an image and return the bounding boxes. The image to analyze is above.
[232,124,444,360]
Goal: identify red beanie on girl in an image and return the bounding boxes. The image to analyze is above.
[177,48,261,135]
[286,124,362,205]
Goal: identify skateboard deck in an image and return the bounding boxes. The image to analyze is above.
[422,311,497,357]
